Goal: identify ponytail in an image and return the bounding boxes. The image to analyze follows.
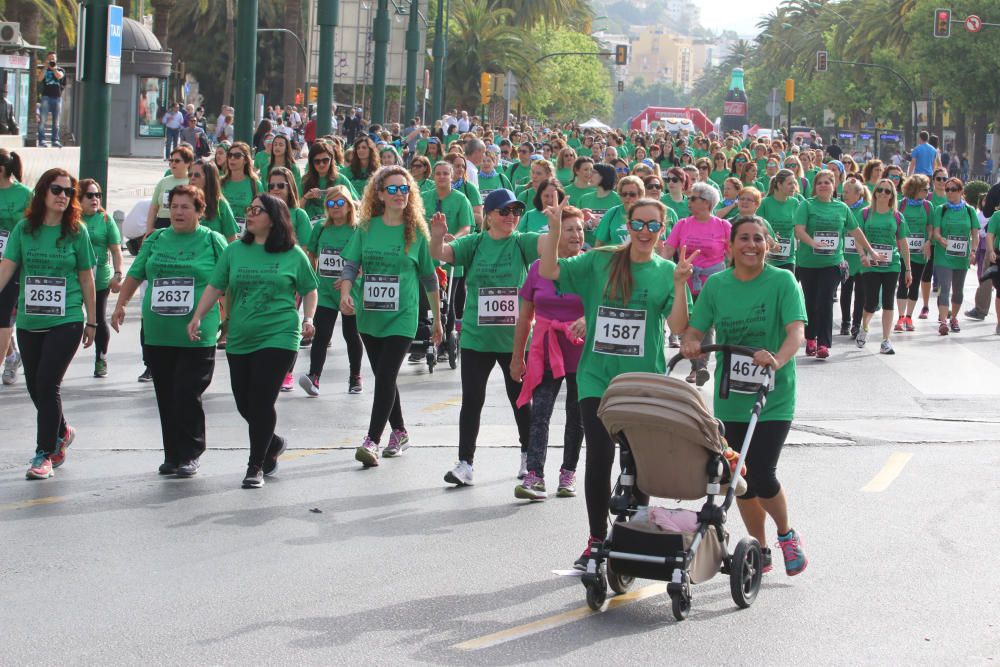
[604,245,634,306]
[0,149,23,181]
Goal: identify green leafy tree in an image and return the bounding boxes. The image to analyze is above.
[520,29,612,122]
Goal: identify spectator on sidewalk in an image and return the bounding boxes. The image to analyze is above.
[162,103,185,159]
[38,52,66,147]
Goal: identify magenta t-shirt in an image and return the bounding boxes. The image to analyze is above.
[666,215,731,267]
[519,259,584,372]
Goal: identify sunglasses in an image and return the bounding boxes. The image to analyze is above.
[934,176,948,182]
[665,177,681,184]
[268,182,289,191]
[228,152,246,160]
[383,184,411,195]
[688,195,705,203]
[698,165,709,171]
[620,191,640,198]
[245,205,264,216]
[496,205,524,217]
[628,219,664,233]
[326,198,347,208]
[49,184,75,197]
[874,188,893,195]
[169,158,185,164]
[84,191,102,199]
[645,182,663,190]
[615,167,629,174]
[945,187,962,193]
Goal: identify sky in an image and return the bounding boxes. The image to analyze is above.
[693,0,776,35]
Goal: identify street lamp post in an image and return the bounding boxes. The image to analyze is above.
[371,0,390,124]
[79,0,113,195]
[316,0,339,136]
[234,0,259,144]
[404,0,420,122]
[431,0,445,121]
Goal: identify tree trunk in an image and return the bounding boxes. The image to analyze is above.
[970,113,988,181]
[953,107,966,157]
[933,95,945,144]
[222,0,236,108]
[281,0,303,106]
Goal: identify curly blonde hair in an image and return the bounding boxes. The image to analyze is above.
[358,165,428,252]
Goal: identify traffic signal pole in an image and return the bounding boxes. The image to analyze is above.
[78,0,112,194]
[316,0,338,137]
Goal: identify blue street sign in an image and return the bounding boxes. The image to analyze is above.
[106,4,123,85]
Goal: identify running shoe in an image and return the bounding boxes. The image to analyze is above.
[26,452,53,480]
[880,340,895,355]
[777,529,808,576]
[349,375,362,394]
[557,468,577,497]
[50,426,75,468]
[685,370,697,383]
[761,547,773,574]
[444,460,474,486]
[805,339,817,357]
[176,459,201,477]
[903,316,915,332]
[242,465,264,489]
[280,373,294,392]
[839,321,850,336]
[695,368,710,387]
[158,460,178,475]
[298,372,320,397]
[856,327,868,348]
[407,350,424,364]
[965,308,986,321]
[918,306,929,319]
[938,320,949,336]
[94,358,108,378]
[299,336,313,348]
[815,345,830,359]
[667,333,680,348]
[573,535,602,571]
[995,323,1000,336]
[514,471,547,500]
[137,367,153,382]
[893,318,904,333]
[355,436,380,467]
[950,317,960,333]
[4,350,22,384]
[383,429,410,457]
[263,436,286,476]
[850,325,859,340]
[1,365,14,385]
[517,452,528,479]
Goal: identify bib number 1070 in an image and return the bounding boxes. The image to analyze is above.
[363,274,400,311]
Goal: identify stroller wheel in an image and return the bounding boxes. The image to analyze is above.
[730,537,763,609]
[447,333,458,369]
[670,590,690,621]
[606,562,634,595]
[584,570,607,611]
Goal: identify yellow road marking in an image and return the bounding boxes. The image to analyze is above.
[422,396,463,412]
[0,496,65,512]
[453,583,666,651]
[280,449,333,462]
[861,452,913,492]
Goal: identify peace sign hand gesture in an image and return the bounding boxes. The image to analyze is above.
[673,244,699,285]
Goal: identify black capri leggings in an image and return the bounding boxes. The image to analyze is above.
[863,271,897,313]
[722,419,791,500]
[897,262,929,301]
[309,305,362,378]
[360,334,411,443]
[94,287,110,359]
[227,347,296,467]
[457,348,531,465]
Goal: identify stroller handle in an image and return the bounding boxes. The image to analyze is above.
[667,344,760,372]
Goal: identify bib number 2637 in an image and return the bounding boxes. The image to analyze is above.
[593,306,645,357]
[364,274,400,311]
[151,277,194,315]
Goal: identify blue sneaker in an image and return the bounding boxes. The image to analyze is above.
[777,529,808,576]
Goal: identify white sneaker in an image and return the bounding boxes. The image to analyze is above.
[517,452,528,479]
[2,351,20,385]
[856,327,868,348]
[444,460,474,486]
[879,340,895,355]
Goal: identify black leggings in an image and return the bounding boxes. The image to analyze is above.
[897,262,929,301]
[445,275,467,336]
[309,306,362,378]
[144,344,215,463]
[798,265,840,347]
[0,266,18,327]
[524,371,583,475]
[227,347,296,467]
[361,334,410,443]
[840,274,864,327]
[457,348,531,464]
[863,271,897,313]
[94,287,110,359]
[722,419,791,500]
[18,322,82,454]
[580,397,648,540]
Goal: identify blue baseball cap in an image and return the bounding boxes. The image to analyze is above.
[483,189,525,215]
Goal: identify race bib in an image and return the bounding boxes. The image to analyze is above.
[0,228,7,258]
[477,287,518,326]
[871,243,893,267]
[729,354,775,395]
[813,230,838,255]
[234,217,246,236]
[363,274,399,311]
[24,276,66,316]
[907,236,925,253]
[768,235,791,259]
[843,235,857,255]
[318,248,343,279]
[151,277,194,315]
[946,235,968,257]
[161,190,171,207]
[593,306,646,357]
[311,216,325,228]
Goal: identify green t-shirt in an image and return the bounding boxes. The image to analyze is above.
[556,168,574,186]
[450,231,540,353]
[422,189,474,277]
[758,196,800,266]
[709,170,730,189]
[900,199,933,265]
[858,208,908,274]
[663,195,690,221]
[340,216,437,338]
[444,133,460,148]
[844,205,865,276]
[291,207,312,249]
[0,182,32,237]
[517,187,537,210]
[208,241,318,354]
[346,165,375,197]
[200,199,240,240]
[477,172,512,199]
[300,173,358,223]
[220,177,261,232]
[261,160,303,193]
[152,175,190,219]
[306,221,358,311]
[932,203,978,270]
[128,225,227,347]
[83,211,121,291]
[930,193,948,208]
[805,168,820,190]
[456,182,482,208]
[555,249,692,400]
[506,162,533,188]
[690,265,807,422]
[253,150,270,177]
[987,211,1000,251]
[578,190,622,247]
[3,220,96,331]
[517,209,551,234]
[564,182,595,207]
[793,198,857,268]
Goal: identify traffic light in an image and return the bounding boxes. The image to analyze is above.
[785,78,795,103]
[617,80,624,93]
[934,8,951,37]
[615,44,628,66]
[816,50,828,72]
[480,72,492,106]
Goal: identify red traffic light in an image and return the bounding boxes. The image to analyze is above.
[934,8,951,37]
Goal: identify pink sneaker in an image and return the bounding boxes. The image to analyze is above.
[354,436,380,467]
[805,339,817,356]
[50,425,75,469]
[281,373,294,392]
[815,345,830,359]
[383,429,410,457]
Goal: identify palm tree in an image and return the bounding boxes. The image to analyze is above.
[486,0,591,30]
[4,0,77,44]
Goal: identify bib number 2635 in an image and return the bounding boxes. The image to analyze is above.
[593,306,646,357]
[24,276,66,316]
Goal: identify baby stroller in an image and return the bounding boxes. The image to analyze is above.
[410,266,458,373]
[580,344,770,620]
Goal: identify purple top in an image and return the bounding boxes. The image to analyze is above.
[520,259,584,372]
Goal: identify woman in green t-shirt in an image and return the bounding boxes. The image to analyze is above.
[856,179,912,355]
[300,141,358,224]
[760,170,801,272]
[555,147,577,185]
[409,155,434,193]
[190,159,239,242]
[474,150,512,200]
[220,142,261,236]
[578,163,622,249]
[432,188,543,485]
[112,185,227,478]
[79,178,123,378]
[146,145,192,235]
[563,156,596,207]
[0,149,31,386]
[339,165,443,468]
[681,216,809,576]
[930,167,949,207]
[0,168,97,480]
[264,134,302,193]
[662,167,691,221]
[443,153,484,228]
[895,174,935,327]
[539,197,694,568]
[300,185,364,396]
[189,193,319,489]
[931,177,979,335]
[838,179,869,338]
[346,136,382,196]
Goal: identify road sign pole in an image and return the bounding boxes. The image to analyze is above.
[78,0,113,194]
[316,0,338,137]
[234,0,259,144]
[431,0,445,121]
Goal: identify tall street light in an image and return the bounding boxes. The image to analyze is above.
[371,0,390,124]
